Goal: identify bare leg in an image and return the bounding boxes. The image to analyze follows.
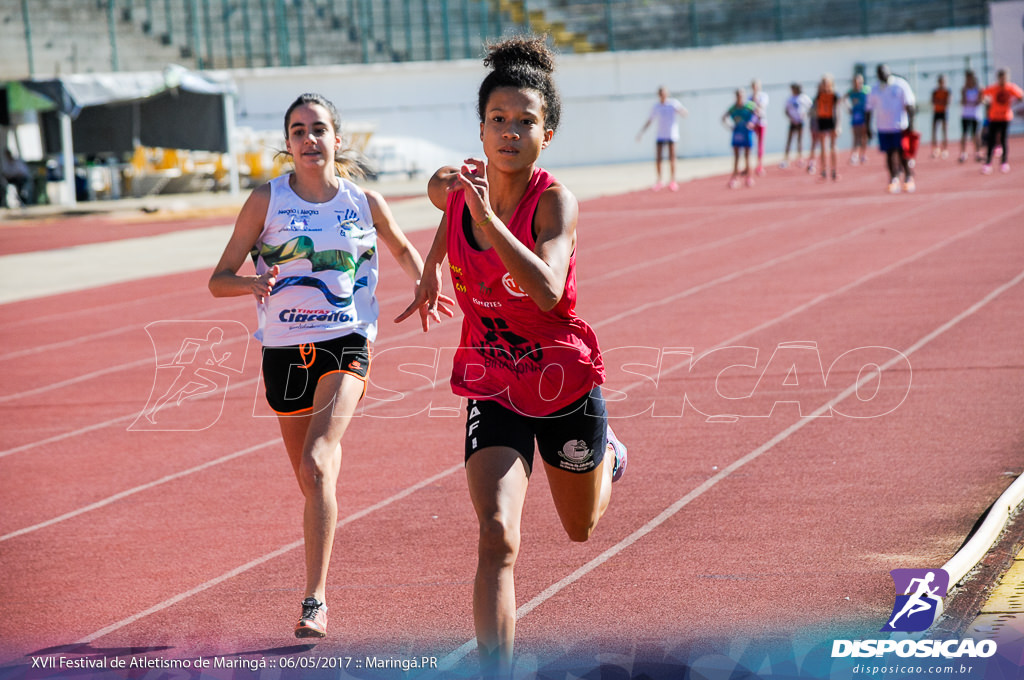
[544,449,614,542]
[466,448,531,680]
[667,141,677,185]
[277,372,365,603]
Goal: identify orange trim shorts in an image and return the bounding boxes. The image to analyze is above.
[261,333,370,415]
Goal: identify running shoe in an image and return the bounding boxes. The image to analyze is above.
[832,169,839,182]
[607,426,628,482]
[981,164,992,175]
[727,177,739,189]
[745,175,755,187]
[903,178,916,193]
[295,597,328,638]
[887,179,901,194]
[669,181,679,192]
[1001,163,1011,174]
[755,166,766,177]
[959,152,967,163]
[652,182,663,192]
[778,160,789,169]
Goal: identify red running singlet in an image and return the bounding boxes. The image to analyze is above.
[446,168,605,417]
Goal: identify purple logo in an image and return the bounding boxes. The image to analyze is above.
[881,568,948,632]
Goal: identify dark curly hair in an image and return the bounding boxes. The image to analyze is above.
[477,35,561,134]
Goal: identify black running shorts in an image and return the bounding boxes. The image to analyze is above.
[464,386,608,474]
[261,333,370,414]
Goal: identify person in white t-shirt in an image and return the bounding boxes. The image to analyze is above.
[866,64,917,194]
[637,86,688,191]
[780,83,812,168]
[749,79,770,175]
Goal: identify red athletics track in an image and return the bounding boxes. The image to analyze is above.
[1,155,1023,679]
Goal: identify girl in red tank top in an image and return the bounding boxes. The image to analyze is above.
[397,35,627,679]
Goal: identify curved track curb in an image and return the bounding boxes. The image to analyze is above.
[943,474,1024,587]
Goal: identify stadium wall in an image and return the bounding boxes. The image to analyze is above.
[222,27,987,170]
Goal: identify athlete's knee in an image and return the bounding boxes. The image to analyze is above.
[477,515,521,568]
[562,515,599,543]
[298,441,341,493]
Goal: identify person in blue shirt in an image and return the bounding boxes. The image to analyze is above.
[722,89,758,188]
[844,73,871,165]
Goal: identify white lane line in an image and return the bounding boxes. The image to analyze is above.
[17,195,1023,648]
[0,304,462,458]
[612,205,1024,395]
[436,267,1024,671]
[0,285,414,363]
[1,192,911,404]
[74,462,464,645]
[3,201,1014,532]
[0,369,451,539]
[0,440,276,542]
[0,375,260,460]
[592,201,929,330]
[0,299,248,362]
[0,191,918,402]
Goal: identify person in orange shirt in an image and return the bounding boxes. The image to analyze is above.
[813,74,841,181]
[930,74,950,158]
[981,68,1024,174]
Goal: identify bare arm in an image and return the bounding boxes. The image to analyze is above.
[394,213,453,331]
[426,166,460,210]
[366,189,423,282]
[208,183,277,301]
[367,189,454,331]
[457,159,576,312]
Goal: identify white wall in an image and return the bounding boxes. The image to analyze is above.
[220,27,987,169]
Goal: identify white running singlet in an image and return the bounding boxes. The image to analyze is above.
[252,174,379,346]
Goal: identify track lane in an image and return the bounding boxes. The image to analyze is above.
[1,162,1022,672]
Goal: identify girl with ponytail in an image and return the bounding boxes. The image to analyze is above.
[398,36,628,678]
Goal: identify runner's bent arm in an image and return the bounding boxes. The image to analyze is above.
[368,189,454,330]
[395,214,452,331]
[209,183,277,301]
[458,159,577,312]
[427,166,460,210]
[366,189,424,282]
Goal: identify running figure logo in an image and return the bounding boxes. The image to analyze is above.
[881,568,949,632]
[131,321,249,431]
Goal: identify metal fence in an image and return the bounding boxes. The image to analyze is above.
[3,0,990,78]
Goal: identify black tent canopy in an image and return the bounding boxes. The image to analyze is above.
[7,65,238,203]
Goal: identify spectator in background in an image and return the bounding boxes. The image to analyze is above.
[930,74,950,159]
[866,64,917,194]
[813,74,842,182]
[1,147,31,208]
[959,69,983,163]
[749,79,769,175]
[723,88,758,188]
[636,86,688,191]
[844,73,871,165]
[980,68,1024,174]
[779,83,811,169]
